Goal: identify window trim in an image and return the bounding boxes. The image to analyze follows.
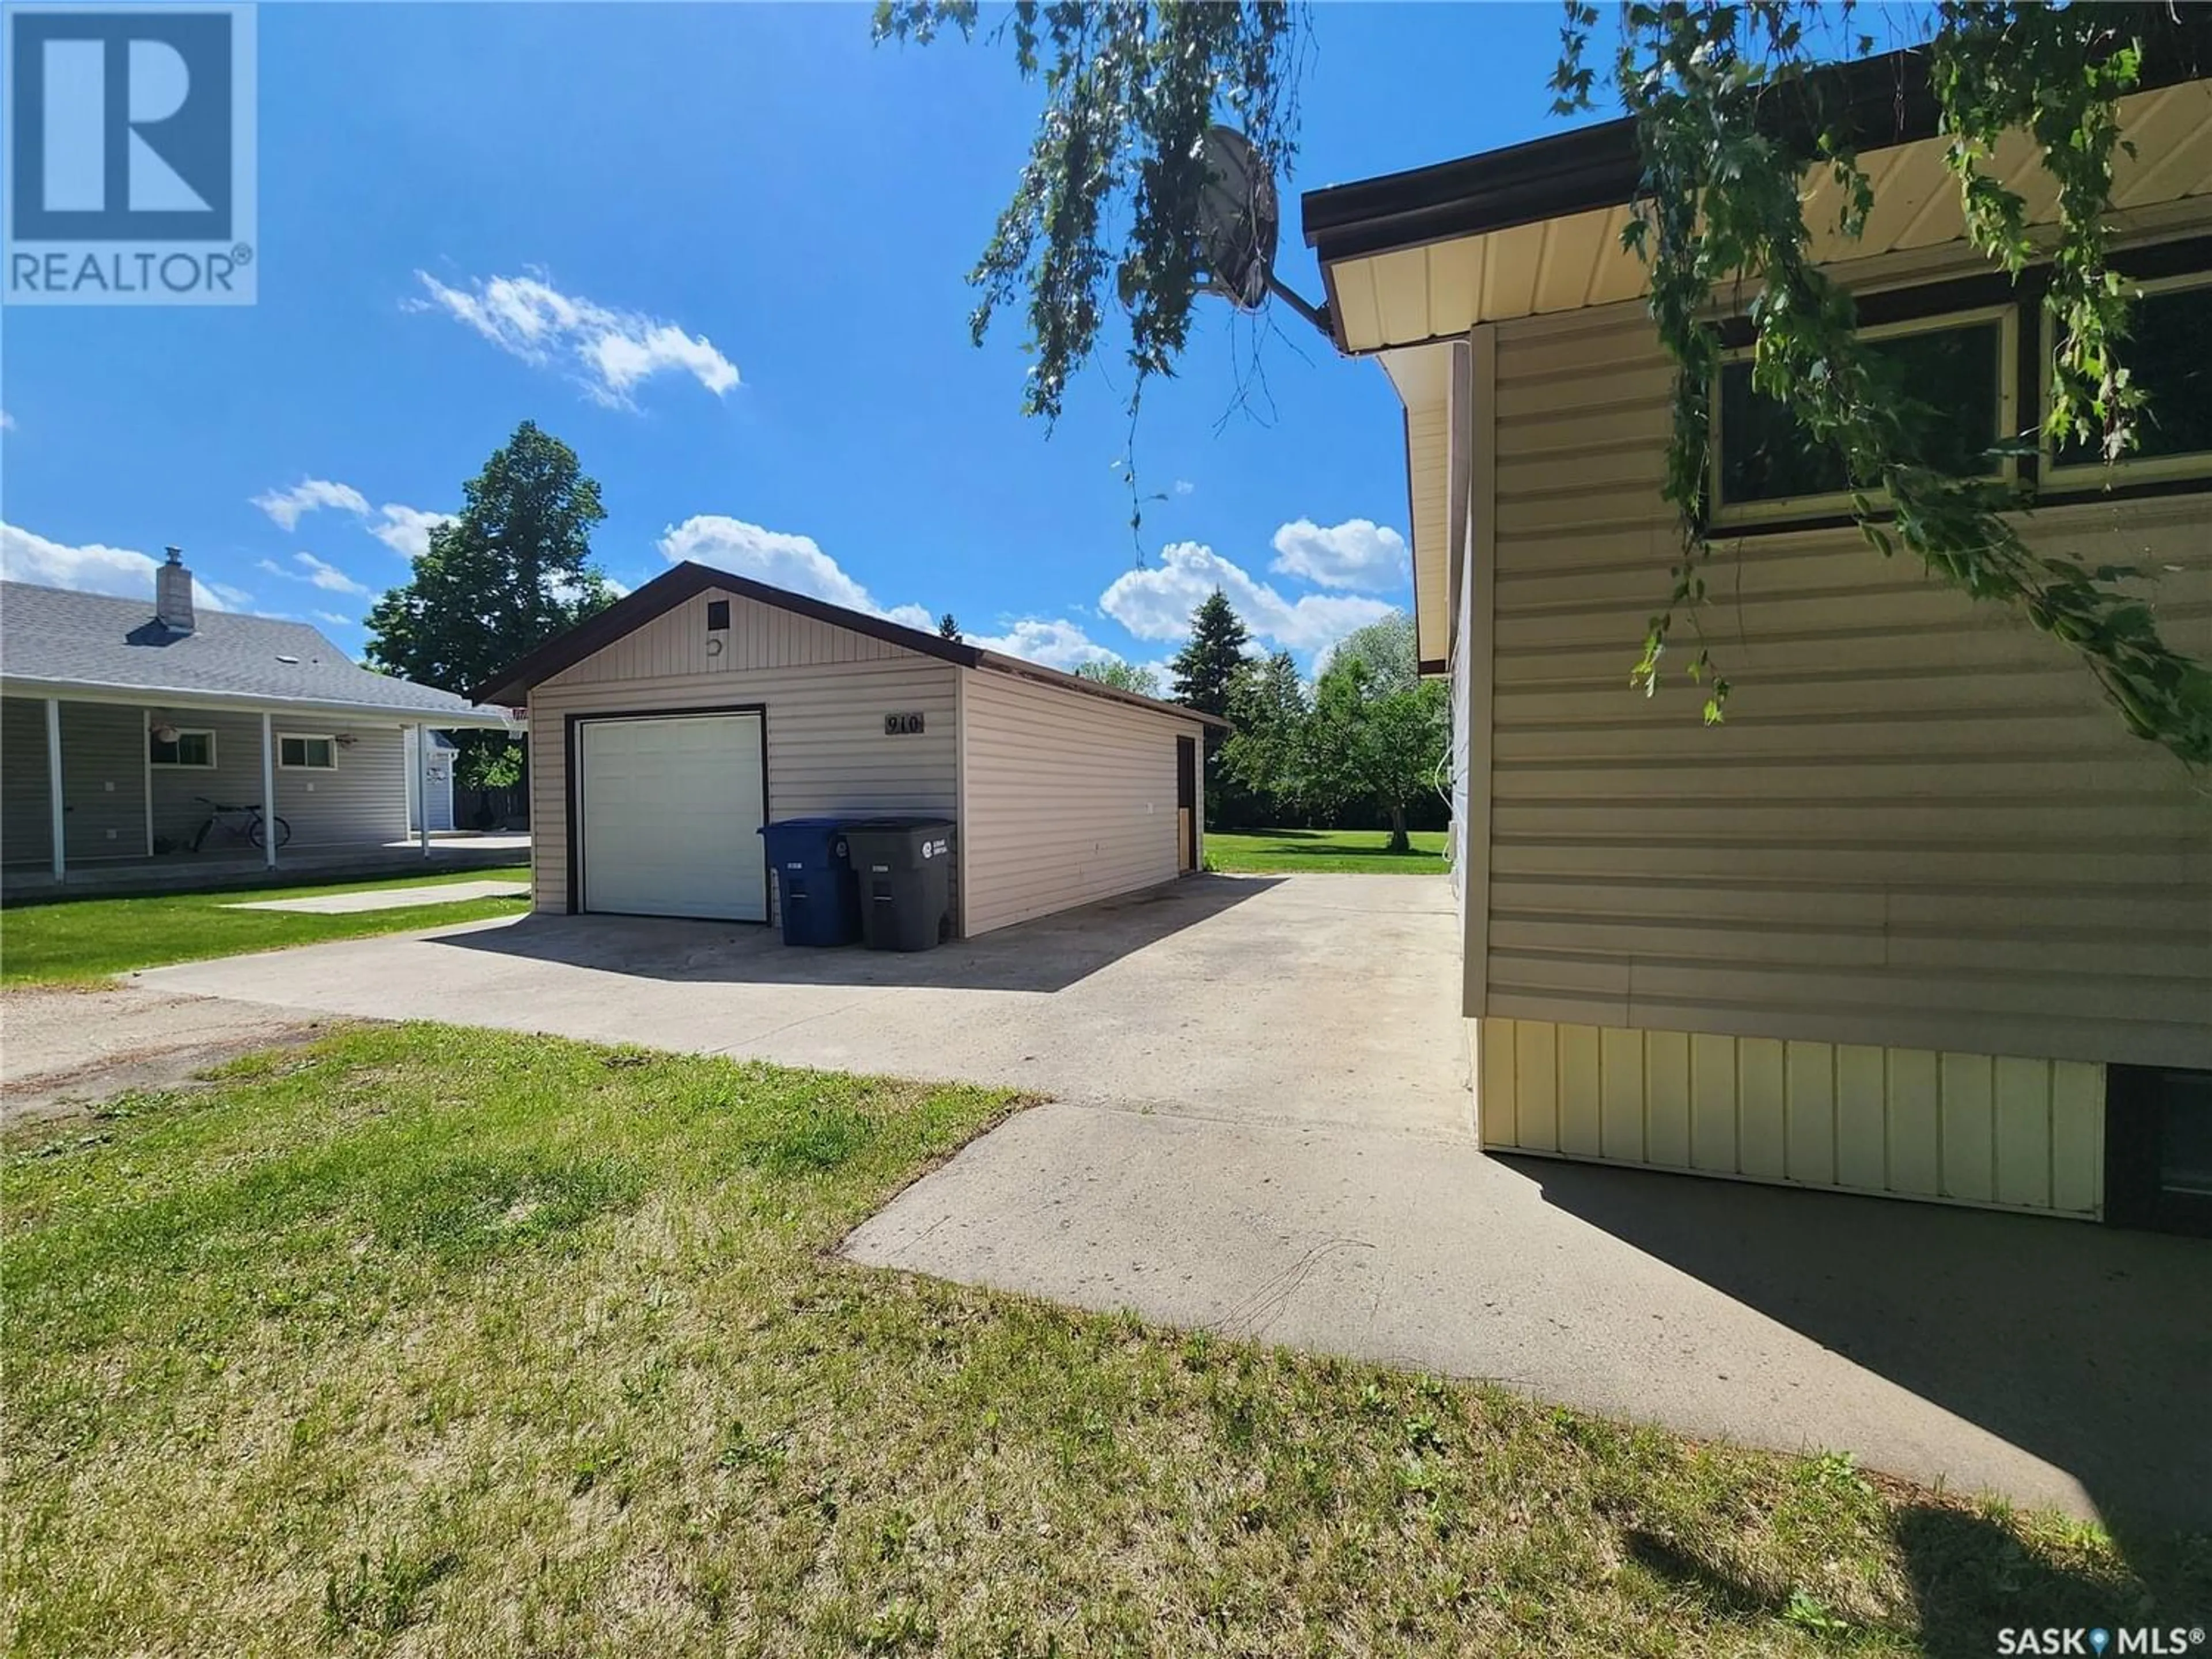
[277,732,339,771]
[1710,303,2021,529]
[2040,268,2212,490]
[148,727,218,769]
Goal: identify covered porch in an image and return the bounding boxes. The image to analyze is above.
[2,691,514,896]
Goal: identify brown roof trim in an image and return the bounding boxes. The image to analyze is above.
[1301,22,2212,345]
[968,649,1229,730]
[472,561,1228,729]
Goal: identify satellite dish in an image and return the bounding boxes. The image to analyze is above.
[1195,126,1279,312]
[1192,125,1331,339]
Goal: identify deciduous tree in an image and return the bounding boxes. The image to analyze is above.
[365,421,617,787]
[1073,659,1162,697]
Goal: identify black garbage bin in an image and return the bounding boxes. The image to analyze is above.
[757,817,861,946]
[841,817,955,951]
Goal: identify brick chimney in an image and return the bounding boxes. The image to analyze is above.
[154,546,195,634]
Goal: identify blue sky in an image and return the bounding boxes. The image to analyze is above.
[2,2,1582,679]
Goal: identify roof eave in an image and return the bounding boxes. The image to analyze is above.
[1300,22,2212,333]
[0,674,516,728]
[475,563,1230,729]
[969,652,1232,729]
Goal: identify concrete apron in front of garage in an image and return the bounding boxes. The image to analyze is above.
[137,873,2209,1528]
[143,872,1466,1136]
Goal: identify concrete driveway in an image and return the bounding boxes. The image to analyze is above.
[131,870,2210,1528]
[139,873,1469,1137]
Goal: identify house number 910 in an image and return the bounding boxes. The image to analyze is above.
[885,713,925,736]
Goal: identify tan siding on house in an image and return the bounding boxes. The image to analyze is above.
[529,588,957,918]
[1477,1016,2107,1218]
[1482,300,2212,1072]
[959,669,1202,937]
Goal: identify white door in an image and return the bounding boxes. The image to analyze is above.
[577,713,766,921]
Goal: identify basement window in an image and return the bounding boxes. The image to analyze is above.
[2044,272,2212,487]
[2107,1065,2212,1237]
[278,733,337,770]
[1711,306,2017,527]
[149,728,216,768]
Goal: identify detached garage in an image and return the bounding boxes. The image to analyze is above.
[474,563,1218,935]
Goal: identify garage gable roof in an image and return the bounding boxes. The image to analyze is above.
[474,562,1228,729]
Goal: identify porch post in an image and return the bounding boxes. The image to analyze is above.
[44,697,66,880]
[418,725,431,859]
[260,711,277,870]
[143,708,155,855]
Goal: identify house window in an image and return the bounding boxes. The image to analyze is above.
[278,733,338,770]
[2046,272,2212,486]
[1711,307,2017,527]
[149,728,216,768]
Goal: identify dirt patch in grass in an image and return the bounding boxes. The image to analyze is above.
[0,986,343,1133]
[3,1025,2203,1655]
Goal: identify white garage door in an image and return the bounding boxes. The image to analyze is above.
[578,713,767,921]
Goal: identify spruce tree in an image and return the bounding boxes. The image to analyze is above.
[1169,589,1255,828]
[1167,589,1249,718]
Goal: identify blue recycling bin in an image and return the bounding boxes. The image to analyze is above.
[757,817,861,946]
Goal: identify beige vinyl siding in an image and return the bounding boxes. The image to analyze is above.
[1407,400,1452,666]
[529,587,958,919]
[959,669,1201,937]
[1476,1016,2107,1218]
[1480,298,2212,1072]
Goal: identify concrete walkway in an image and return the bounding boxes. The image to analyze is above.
[846,1101,2211,1528]
[224,879,529,914]
[127,873,2211,1527]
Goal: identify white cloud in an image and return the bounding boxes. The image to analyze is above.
[2,522,249,609]
[1173,479,1195,497]
[251,478,372,531]
[1268,517,1409,592]
[0,410,15,432]
[1100,540,1396,656]
[311,609,357,627]
[547,572,632,605]
[966,618,1120,672]
[251,477,453,561]
[410,270,739,408]
[369,503,453,559]
[291,552,372,596]
[656,515,934,631]
[257,552,374,597]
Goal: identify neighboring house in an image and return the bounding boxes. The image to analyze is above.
[1,550,512,882]
[1301,55,2211,1232]
[404,728,457,834]
[474,562,1218,935]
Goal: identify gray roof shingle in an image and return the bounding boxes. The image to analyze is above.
[0,581,502,722]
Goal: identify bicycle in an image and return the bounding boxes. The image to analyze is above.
[190,797,293,852]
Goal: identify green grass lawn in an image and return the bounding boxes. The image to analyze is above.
[0,864,532,987]
[1209,827,1449,874]
[5,1025,2199,1655]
